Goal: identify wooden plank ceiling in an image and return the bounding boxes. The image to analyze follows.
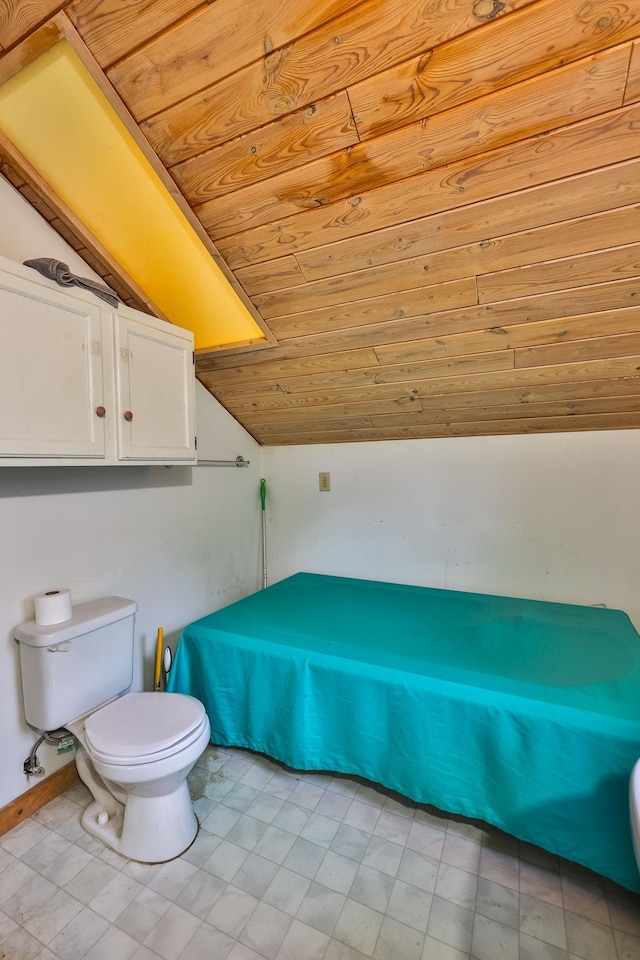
[1,0,640,445]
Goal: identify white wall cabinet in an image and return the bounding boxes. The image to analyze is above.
[0,257,196,465]
[114,306,196,461]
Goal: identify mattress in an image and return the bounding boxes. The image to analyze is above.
[168,572,640,891]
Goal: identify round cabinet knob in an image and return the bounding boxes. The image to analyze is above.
[123,410,134,422]
[95,406,106,418]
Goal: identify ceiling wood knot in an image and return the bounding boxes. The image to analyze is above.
[417,51,434,75]
[472,0,505,20]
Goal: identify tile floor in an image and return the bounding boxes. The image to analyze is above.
[1,744,639,960]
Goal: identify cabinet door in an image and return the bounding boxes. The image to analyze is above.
[115,309,196,462]
[0,275,106,458]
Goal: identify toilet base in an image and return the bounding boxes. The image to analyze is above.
[76,748,199,863]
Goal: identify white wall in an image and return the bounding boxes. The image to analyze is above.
[0,177,263,808]
[263,432,640,631]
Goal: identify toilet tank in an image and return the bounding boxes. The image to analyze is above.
[14,596,137,731]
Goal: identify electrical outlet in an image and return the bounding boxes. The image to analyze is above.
[319,471,331,492]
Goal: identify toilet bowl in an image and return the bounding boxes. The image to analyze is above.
[15,596,211,864]
[68,691,211,863]
[630,759,640,872]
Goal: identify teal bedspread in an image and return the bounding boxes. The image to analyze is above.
[168,572,640,891]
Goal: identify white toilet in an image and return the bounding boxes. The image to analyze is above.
[631,760,640,873]
[15,596,210,863]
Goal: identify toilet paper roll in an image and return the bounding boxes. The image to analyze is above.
[34,588,72,626]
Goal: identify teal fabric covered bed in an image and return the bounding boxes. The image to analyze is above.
[167,572,640,891]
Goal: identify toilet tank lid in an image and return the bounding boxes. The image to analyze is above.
[14,596,137,647]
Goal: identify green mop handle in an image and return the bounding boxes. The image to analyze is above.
[260,478,267,588]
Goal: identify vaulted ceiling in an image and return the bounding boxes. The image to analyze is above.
[1,0,640,445]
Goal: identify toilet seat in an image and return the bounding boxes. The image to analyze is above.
[84,692,208,766]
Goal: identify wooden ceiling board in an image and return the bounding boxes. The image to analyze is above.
[411,356,640,399]
[349,0,640,138]
[244,320,640,399]
[368,398,640,434]
[67,0,206,68]
[266,282,640,367]
[276,350,518,394]
[250,204,640,319]
[201,309,640,392]
[170,92,359,202]
[107,0,369,123]
[235,256,306,295]
[267,279,481,340]
[293,161,640,281]
[516,332,640,368]
[192,45,629,238]
[378,377,640,412]
[263,277,640,346]
[1,0,640,444]
[226,355,640,416]
[256,413,640,445]
[138,0,536,161]
[476,243,640,302]
[378,305,640,364]
[0,0,64,50]
[625,39,640,101]
[198,347,380,385]
[213,100,640,263]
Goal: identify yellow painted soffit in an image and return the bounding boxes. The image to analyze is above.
[0,39,265,351]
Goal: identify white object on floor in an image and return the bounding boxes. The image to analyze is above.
[631,758,640,872]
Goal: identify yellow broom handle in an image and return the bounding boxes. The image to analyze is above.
[154,627,163,691]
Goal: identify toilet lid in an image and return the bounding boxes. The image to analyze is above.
[84,692,206,760]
